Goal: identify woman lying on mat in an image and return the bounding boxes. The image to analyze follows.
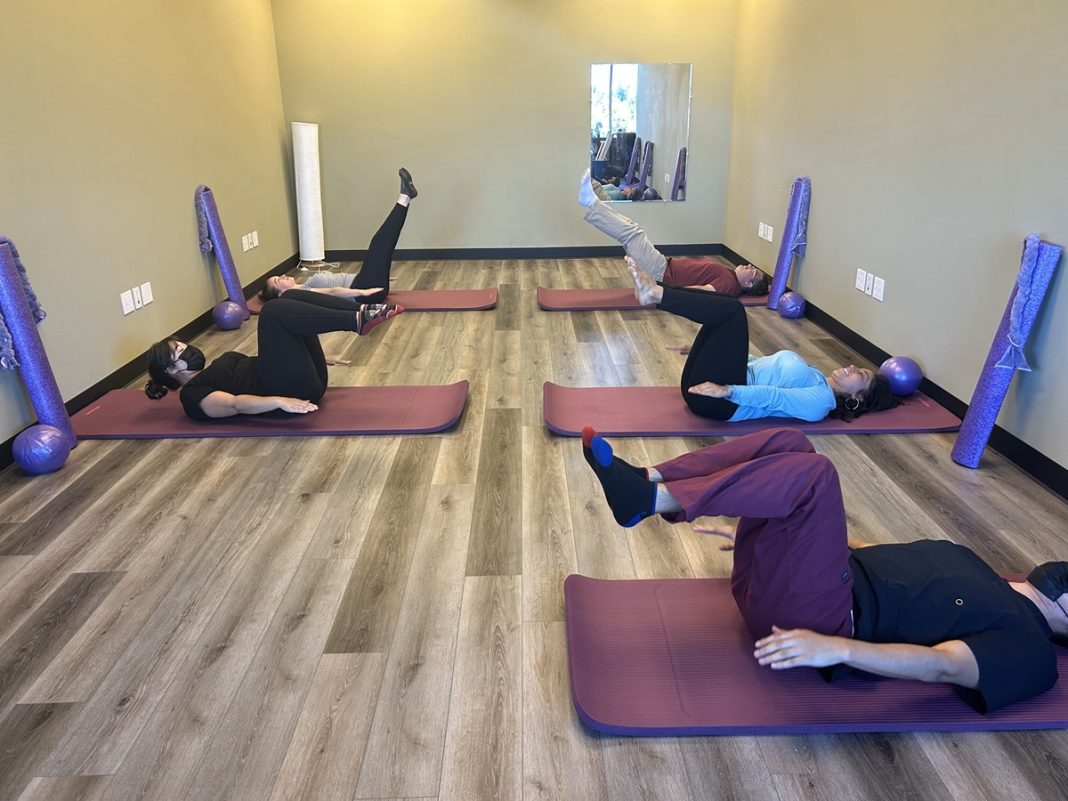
[579,168,769,297]
[259,167,418,305]
[581,426,1066,712]
[144,291,402,421]
[627,263,897,423]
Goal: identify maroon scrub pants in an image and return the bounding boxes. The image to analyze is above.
[654,428,854,640]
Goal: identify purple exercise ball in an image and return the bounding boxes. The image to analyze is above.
[13,424,72,475]
[213,300,244,331]
[778,291,806,319]
[879,356,923,396]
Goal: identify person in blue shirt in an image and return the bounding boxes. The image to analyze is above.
[627,262,898,422]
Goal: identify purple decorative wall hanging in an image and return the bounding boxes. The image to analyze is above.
[0,240,77,448]
[767,176,811,310]
[951,234,1062,468]
[194,185,250,319]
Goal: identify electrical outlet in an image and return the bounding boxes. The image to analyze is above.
[120,290,135,315]
[140,281,153,304]
[241,234,250,252]
[855,269,868,291]
[251,230,259,247]
[864,273,874,295]
[758,222,766,239]
[872,276,885,301]
[765,225,774,243]
[664,172,671,184]
[132,285,143,308]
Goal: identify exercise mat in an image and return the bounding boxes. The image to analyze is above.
[543,383,960,437]
[537,287,767,311]
[72,381,468,438]
[564,575,1068,735]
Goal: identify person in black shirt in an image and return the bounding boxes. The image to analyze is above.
[579,425,1067,711]
[143,290,402,420]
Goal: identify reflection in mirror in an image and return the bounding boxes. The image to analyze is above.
[590,63,692,202]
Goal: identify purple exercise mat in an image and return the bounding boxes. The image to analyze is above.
[72,382,468,439]
[565,575,1068,735]
[246,288,497,315]
[543,383,960,437]
[537,287,768,311]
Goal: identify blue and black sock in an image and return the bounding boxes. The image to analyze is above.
[581,426,656,527]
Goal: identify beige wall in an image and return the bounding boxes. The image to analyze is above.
[726,0,1068,466]
[270,0,737,250]
[0,1,297,444]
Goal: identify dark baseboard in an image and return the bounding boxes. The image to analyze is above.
[326,244,725,262]
[804,299,1067,501]
[1,254,298,472]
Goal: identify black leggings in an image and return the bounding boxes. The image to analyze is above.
[659,285,749,421]
[255,290,359,402]
[348,202,409,303]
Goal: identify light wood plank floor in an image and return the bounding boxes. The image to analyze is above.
[1,257,1066,801]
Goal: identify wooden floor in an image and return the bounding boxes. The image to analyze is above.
[1,257,1066,801]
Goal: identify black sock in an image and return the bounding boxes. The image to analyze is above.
[581,427,656,527]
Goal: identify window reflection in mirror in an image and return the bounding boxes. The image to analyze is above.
[590,63,692,202]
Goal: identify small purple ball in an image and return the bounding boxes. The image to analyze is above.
[879,356,923,396]
[778,291,806,319]
[13,424,72,475]
[213,300,245,330]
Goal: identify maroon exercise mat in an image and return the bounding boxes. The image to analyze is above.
[71,381,468,439]
[537,287,768,311]
[543,383,960,437]
[246,289,497,314]
[564,575,1068,735]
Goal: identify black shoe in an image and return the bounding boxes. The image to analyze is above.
[399,167,418,199]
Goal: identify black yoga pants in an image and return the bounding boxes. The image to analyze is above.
[658,285,749,420]
[255,290,358,402]
[348,201,409,303]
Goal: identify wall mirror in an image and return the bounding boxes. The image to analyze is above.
[590,63,692,202]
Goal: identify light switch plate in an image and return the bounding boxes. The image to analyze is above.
[120,290,135,315]
[131,285,143,308]
[864,273,875,295]
[855,269,868,291]
[872,276,885,301]
[140,281,153,304]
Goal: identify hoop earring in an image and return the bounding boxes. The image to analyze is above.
[844,395,861,411]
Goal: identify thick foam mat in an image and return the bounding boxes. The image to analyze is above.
[543,383,960,437]
[72,381,468,439]
[246,288,497,314]
[537,287,768,311]
[564,575,1068,735]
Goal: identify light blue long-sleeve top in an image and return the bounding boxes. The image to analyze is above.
[726,350,836,422]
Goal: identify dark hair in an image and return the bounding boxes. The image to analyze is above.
[742,272,770,296]
[144,338,180,400]
[827,374,899,422]
[257,281,281,302]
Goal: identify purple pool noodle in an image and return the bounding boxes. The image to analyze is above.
[624,137,641,186]
[951,235,1062,469]
[194,186,250,319]
[767,176,811,310]
[636,141,654,195]
[0,242,77,448]
[670,147,686,201]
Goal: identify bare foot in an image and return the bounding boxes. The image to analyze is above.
[325,356,352,366]
[692,522,737,550]
[627,261,663,306]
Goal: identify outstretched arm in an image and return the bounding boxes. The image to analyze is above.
[754,626,980,687]
[309,286,385,299]
[199,391,318,418]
